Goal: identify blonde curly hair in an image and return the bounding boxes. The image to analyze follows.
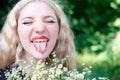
[0,0,76,69]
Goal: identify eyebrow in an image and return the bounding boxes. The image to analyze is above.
[43,15,57,21]
[20,17,33,21]
[20,15,57,21]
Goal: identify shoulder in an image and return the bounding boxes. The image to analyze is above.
[0,68,9,80]
[0,65,17,80]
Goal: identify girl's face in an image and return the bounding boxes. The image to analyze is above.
[17,2,59,60]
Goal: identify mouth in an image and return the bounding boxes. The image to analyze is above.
[31,36,49,53]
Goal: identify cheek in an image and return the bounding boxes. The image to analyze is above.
[18,29,25,40]
[51,30,59,40]
[17,27,30,41]
[49,26,59,36]
[18,25,31,36]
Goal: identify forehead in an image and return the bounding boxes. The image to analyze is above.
[19,1,56,18]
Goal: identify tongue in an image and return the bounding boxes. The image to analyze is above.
[33,42,47,53]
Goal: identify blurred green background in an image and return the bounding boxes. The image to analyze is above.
[0,0,120,80]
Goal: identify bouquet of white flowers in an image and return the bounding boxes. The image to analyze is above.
[5,53,109,80]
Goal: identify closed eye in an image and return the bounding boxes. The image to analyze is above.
[22,22,33,25]
[45,20,55,23]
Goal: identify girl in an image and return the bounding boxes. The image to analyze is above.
[0,0,76,79]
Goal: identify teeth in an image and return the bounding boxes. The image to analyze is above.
[31,39,49,43]
[31,40,48,43]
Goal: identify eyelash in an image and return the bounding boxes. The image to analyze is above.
[22,20,55,25]
[45,20,55,23]
[23,22,32,25]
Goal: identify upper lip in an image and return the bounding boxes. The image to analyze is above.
[31,36,49,42]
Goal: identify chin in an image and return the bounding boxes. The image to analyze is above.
[31,51,50,60]
[34,55,48,60]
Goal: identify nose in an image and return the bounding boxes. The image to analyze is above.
[34,21,45,33]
